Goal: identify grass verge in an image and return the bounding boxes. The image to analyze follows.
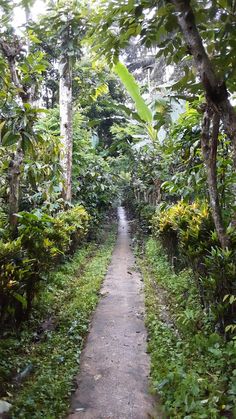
[0,223,117,418]
[138,237,235,419]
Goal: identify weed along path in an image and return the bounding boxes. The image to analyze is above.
[68,207,157,419]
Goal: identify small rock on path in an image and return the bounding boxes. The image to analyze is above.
[68,207,160,419]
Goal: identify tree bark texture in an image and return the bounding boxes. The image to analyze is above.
[201,108,229,248]
[8,148,23,232]
[59,57,73,202]
[171,0,236,168]
[0,39,26,231]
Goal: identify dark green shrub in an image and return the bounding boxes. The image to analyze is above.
[0,238,32,324]
[73,154,118,225]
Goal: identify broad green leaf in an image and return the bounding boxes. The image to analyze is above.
[112,103,144,123]
[22,136,34,154]
[0,121,5,143]
[229,295,236,304]
[2,132,21,146]
[0,121,5,132]
[113,61,152,124]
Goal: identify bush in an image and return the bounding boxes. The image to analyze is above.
[0,205,90,325]
[73,153,118,220]
[135,202,156,232]
[57,205,90,252]
[152,201,236,331]
[18,211,69,266]
[152,201,216,267]
[0,238,32,324]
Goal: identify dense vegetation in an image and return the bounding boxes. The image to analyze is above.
[0,0,235,417]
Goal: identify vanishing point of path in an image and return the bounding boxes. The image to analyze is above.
[68,207,158,419]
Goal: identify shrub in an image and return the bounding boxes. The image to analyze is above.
[0,238,32,324]
[152,201,216,268]
[57,205,90,252]
[0,205,90,325]
[18,211,68,266]
[135,202,156,232]
[152,201,236,331]
[73,154,118,225]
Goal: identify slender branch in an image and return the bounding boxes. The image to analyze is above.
[201,107,229,248]
[0,38,29,103]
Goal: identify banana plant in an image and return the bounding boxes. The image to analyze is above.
[113,61,171,142]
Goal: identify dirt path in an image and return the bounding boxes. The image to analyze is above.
[68,207,158,419]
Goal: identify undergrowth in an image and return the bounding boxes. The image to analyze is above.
[0,223,116,418]
[138,237,236,419]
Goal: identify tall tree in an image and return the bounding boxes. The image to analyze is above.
[58,13,74,202]
[59,54,73,203]
[0,36,27,231]
[0,2,47,232]
[39,0,86,202]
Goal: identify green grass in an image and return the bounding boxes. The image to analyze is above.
[138,237,236,419]
[0,224,116,419]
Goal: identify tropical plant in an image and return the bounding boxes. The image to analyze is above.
[0,204,90,324]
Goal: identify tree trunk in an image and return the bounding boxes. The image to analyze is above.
[59,57,73,202]
[8,147,23,235]
[0,41,26,231]
[171,0,236,168]
[201,108,229,248]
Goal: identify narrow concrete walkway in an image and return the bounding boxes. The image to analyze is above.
[68,207,157,419]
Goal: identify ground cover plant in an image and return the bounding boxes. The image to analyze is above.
[138,237,235,418]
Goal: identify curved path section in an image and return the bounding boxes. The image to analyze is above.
[68,207,157,419]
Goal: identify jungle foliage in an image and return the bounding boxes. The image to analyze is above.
[89,0,236,416]
[0,0,124,327]
[0,0,235,417]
